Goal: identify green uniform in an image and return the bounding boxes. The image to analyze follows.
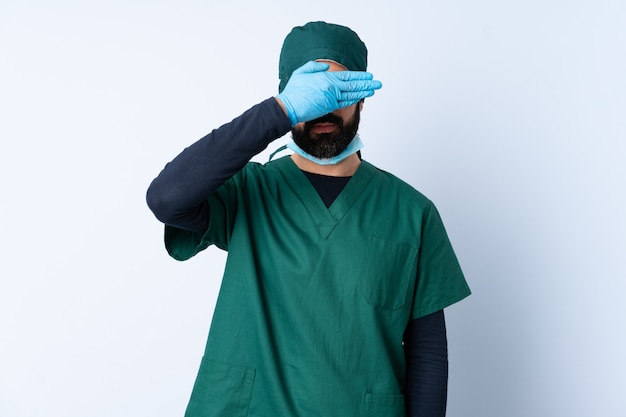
[166,156,470,417]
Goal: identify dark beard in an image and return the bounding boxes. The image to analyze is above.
[291,105,361,159]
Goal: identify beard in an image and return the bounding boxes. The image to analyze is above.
[291,105,361,159]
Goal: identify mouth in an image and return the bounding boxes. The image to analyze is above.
[310,122,338,134]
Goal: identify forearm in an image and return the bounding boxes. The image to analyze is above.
[404,310,448,417]
[146,98,291,232]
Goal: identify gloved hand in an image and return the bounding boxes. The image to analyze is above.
[276,61,382,126]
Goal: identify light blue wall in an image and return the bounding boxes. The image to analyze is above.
[1,1,624,416]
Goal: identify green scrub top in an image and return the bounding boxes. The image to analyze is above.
[165,156,470,417]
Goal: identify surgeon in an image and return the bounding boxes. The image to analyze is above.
[147,21,471,417]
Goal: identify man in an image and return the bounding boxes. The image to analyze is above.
[147,21,470,417]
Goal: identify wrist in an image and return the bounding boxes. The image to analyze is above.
[275,95,297,126]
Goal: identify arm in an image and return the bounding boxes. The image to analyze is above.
[146,62,382,233]
[404,310,448,417]
[146,98,291,233]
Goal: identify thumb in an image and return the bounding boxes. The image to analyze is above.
[293,61,330,75]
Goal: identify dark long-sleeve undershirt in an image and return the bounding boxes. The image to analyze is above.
[404,310,448,417]
[147,98,292,233]
[146,97,448,416]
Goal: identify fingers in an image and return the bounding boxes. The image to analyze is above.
[341,79,383,93]
[333,71,382,96]
[332,74,381,110]
[330,72,382,94]
[333,70,375,81]
[292,61,382,93]
[339,90,376,102]
[334,78,381,110]
[335,91,376,109]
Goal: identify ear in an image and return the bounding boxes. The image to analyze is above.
[359,99,365,111]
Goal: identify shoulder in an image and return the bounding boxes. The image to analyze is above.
[225,157,293,192]
[363,160,434,208]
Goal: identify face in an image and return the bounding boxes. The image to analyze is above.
[291,60,363,159]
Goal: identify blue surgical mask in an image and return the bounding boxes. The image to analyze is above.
[286,134,364,165]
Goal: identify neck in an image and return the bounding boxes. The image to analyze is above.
[290,153,361,177]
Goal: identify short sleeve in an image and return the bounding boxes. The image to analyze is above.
[410,202,471,319]
[164,171,242,261]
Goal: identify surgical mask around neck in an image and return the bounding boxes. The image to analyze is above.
[286,135,364,166]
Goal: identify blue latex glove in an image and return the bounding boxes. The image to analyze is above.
[276,61,382,126]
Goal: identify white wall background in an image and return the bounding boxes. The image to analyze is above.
[1,1,624,416]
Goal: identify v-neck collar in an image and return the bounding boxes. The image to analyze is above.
[274,157,376,239]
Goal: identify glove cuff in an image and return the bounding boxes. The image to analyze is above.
[276,93,298,126]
